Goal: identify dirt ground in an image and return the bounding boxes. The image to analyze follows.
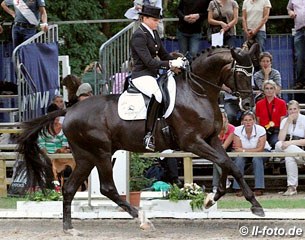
[0,218,304,240]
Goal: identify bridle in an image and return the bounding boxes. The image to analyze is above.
[185,59,254,97]
[230,60,254,97]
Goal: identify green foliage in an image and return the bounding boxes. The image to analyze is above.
[47,0,108,75]
[26,189,62,202]
[129,153,154,192]
[167,183,205,211]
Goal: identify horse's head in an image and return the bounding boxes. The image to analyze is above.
[228,43,259,110]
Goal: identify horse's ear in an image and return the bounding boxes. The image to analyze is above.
[248,43,260,59]
[231,48,242,63]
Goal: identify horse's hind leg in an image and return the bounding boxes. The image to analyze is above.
[95,154,154,230]
[62,159,94,235]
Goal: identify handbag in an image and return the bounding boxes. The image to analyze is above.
[207,0,228,41]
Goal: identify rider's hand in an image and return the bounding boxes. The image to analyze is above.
[170,57,184,68]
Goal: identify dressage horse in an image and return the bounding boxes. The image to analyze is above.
[17,44,263,235]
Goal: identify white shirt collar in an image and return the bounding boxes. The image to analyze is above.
[142,23,155,39]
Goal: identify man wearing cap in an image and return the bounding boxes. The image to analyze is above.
[130,5,184,151]
[1,0,48,48]
[76,83,93,101]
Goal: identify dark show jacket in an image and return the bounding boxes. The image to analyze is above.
[130,24,174,79]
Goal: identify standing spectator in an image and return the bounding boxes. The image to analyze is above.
[176,0,210,61]
[1,0,48,48]
[253,52,282,95]
[212,108,234,192]
[275,100,305,196]
[0,19,3,34]
[255,80,287,149]
[208,0,239,47]
[287,1,305,89]
[125,0,164,38]
[232,111,271,196]
[242,0,271,52]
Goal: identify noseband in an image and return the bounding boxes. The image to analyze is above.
[230,60,254,97]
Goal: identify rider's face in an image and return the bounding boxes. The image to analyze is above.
[143,16,160,30]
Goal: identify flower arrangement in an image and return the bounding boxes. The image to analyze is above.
[167,183,205,211]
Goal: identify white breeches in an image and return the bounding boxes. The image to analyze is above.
[275,141,305,187]
[132,76,162,103]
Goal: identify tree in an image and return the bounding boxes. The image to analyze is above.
[47,0,108,75]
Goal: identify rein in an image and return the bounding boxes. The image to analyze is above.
[185,60,253,97]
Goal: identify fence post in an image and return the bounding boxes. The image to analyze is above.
[183,157,193,183]
[0,159,7,197]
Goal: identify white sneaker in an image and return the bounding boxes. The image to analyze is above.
[282,186,297,196]
[212,186,217,193]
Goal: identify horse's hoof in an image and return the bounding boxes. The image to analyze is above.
[63,228,83,236]
[251,206,265,217]
[204,193,216,209]
[140,221,155,231]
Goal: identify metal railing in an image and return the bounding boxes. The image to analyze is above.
[99,22,134,94]
[12,25,58,121]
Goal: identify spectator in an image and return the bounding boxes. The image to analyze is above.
[253,52,282,96]
[176,0,210,61]
[130,5,183,151]
[52,95,65,110]
[38,103,69,154]
[232,110,271,196]
[275,100,305,196]
[76,83,93,101]
[242,0,271,52]
[255,80,287,149]
[0,20,3,34]
[212,108,234,192]
[1,0,48,48]
[125,0,164,38]
[287,1,305,89]
[208,0,239,47]
[222,84,242,126]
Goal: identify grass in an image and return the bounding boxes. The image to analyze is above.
[0,197,26,209]
[218,197,305,209]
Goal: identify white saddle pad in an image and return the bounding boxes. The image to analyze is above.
[118,72,176,120]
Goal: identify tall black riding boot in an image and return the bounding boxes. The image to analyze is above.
[144,96,161,151]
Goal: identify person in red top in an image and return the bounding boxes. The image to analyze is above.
[255,80,287,149]
[212,108,235,192]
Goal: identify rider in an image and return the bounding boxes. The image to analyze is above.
[130,5,184,151]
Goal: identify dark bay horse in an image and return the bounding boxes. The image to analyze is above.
[17,44,263,235]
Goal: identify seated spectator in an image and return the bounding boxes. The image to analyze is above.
[232,110,271,196]
[212,108,234,192]
[275,100,305,196]
[255,80,287,149]
[52,95,65,110]
[38,103,70,155]
[253,52,282,100]
[76,83,93,101]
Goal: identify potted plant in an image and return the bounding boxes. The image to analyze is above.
[167,183,206,211]
[129,153,154,206]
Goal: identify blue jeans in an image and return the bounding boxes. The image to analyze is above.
[232,155,267,190]
[244,30,266,52]
[176,30,202,61]
[12,25,37,48]
[225,35,236,48]
[294,29,305,85]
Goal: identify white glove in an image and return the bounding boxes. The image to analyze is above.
[170,57,184,68]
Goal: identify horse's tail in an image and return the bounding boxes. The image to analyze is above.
[17,109,67,191]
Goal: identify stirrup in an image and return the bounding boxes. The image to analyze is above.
[144,132,155,151]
